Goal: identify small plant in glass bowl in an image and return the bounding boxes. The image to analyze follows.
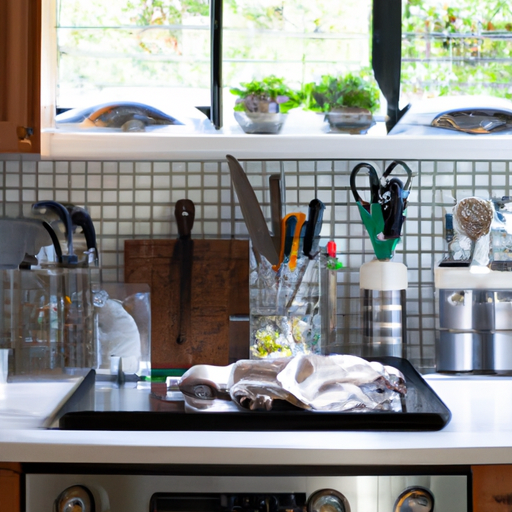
[230,75,301,134]
[302,71,381,133]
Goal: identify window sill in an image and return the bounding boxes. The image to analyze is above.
[40,122,512,162]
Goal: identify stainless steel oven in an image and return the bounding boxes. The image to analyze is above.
[25,469,469,512]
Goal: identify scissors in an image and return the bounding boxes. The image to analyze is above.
[273,212,306,272]
[350,161,413,260]
[349,163,381,213]
[380,160,413,239]
[382,160,412,197]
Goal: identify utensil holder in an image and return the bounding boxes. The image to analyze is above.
[435,267,512,373]
[359,260,407,358]
[248,244,336,359]
[0,267,96,375]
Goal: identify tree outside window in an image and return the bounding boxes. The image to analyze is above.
[56,0,512,118]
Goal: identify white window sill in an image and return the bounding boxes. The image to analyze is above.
[41,118,512,162]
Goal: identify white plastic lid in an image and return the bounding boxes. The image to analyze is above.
[435,265,512,289]
[359,260,408,291]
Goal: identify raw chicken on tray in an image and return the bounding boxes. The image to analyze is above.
[178,354,406,413]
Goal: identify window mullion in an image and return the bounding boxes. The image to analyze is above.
[211,0,223,130]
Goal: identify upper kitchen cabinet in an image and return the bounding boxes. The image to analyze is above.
[0,0,41,153]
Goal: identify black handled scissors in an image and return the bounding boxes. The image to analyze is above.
[380,161,413,239]
[381,160,413,202]
[350,163,381,213]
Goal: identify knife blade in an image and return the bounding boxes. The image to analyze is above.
[226,155,279,266]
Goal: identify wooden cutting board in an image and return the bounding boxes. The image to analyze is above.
[124,239,249,369]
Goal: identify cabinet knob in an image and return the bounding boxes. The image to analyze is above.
[16,126,34,140]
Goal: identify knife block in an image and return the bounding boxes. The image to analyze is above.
[124,239,249,370]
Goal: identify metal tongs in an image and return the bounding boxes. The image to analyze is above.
[350,160,413,260]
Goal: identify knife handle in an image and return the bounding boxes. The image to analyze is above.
[289,212,306,271]
[269,174,282,240]
[273,213,295,272]
[175,199,195,239]
[303,199,325,258]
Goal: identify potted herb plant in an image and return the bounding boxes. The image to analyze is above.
[230,76,301,134]
[302,71,381,133]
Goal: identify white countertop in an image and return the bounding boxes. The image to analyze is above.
[0,376,87,430]
[1,374,512,466]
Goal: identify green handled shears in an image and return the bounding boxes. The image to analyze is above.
[350,163,399,261]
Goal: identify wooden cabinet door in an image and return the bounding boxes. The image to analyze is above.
[473,465,512,512]
[0,0,41,153]
[0,463,21,512]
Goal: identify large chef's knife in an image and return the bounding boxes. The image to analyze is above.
[226,155,279,266]
[174,199,195,345]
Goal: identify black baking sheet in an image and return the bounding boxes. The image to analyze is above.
[59,357,451,431]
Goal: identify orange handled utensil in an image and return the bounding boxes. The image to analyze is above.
[273,212,306,272]
[288,212,306,271]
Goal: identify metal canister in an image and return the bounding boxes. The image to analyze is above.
[362,289,406,357]
[359,260,408,358]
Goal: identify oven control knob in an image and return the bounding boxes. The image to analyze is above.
[307,489,350,512]
[393,487,434,512]
[54,485,95,512]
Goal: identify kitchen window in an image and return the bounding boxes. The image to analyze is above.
[51,0,376,129]
[55,0,212,120]
[35,0,512,160]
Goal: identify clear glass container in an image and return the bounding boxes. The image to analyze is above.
[234,112,287,134]
[324,108,375,134]
[94,282,151,378]
[0,267,96,376]
[248,244,336,359]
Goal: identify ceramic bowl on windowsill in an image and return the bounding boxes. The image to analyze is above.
[234,111,288,134]
[323,107,375,134]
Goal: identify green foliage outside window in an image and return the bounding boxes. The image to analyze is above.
[56,0,512,111]
[57,0,372,108]
[402,0,512,100]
